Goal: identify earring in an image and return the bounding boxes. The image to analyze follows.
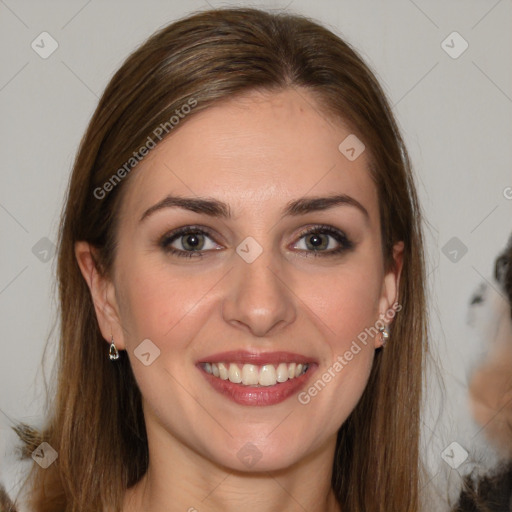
[109,335,120,360]
[378,325,390,347]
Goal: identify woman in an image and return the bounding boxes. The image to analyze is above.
[11,7,428,511]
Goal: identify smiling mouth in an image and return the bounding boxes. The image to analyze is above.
[200,361,310,387]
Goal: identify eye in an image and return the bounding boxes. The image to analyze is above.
[292,224,353,257]
[159,226,222,258]
[159,223,353,259]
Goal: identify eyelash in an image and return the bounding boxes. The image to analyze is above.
[158,224,354,259]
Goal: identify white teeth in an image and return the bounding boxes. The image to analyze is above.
[259,364,277,386]
[228,363,242,383]
[241,364,259,385]
[276,363,289,382]
[218,362,229,380]
[202,361,309,386]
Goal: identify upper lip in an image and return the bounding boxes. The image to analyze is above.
[196,350,317,366]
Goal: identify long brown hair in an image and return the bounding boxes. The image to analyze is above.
[13,7,428,511]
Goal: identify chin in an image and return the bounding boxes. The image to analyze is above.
[218,435,307,473]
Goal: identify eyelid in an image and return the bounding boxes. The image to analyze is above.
[294,224,349,240]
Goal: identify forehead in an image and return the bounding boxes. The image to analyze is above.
[119,88,379,224]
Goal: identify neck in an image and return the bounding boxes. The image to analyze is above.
[122,419,342,512]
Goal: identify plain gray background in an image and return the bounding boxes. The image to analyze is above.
[1,0,511,507]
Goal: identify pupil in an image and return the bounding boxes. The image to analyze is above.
[310,234,323,247]
[185,234,201,249]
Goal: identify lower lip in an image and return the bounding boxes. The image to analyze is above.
[197,364,317,406]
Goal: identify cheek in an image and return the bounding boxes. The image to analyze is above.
[116,255,215,345]
[114,258,217,418]
[292,257,382,418]
[296,261,382,351]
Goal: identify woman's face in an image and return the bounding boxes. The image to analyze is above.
[78,88,402,471]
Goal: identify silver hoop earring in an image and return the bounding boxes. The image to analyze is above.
[109,335,120,360]
[378,325,390,347]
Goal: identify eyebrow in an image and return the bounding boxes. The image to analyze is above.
[139,193,369,223]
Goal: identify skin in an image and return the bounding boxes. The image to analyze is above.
[76,87,404,512]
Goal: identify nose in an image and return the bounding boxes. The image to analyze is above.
[221,247,297,338]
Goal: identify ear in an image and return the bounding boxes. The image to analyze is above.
[74,241,127,351]
[375,241,404,348]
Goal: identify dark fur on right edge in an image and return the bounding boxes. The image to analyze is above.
[453,235,512,512]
